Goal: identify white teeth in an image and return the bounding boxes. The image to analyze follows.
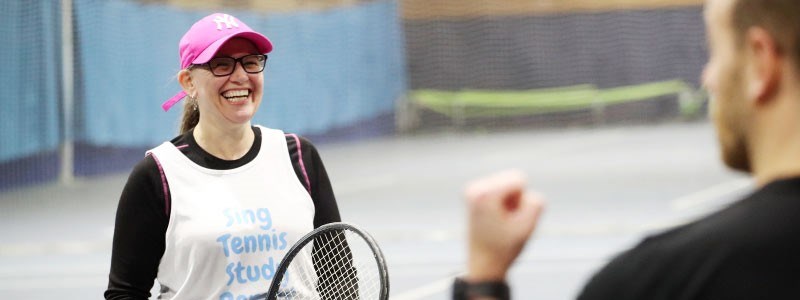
[222,90,249,98]
[226,96,248,104]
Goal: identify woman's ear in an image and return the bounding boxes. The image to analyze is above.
[177,69,195,98]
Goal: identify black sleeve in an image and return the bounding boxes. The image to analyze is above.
[577,245,655,300]
[285,136,354,298]
[286,135,342,228]
[105,155,168,299]
[577,232,730,300]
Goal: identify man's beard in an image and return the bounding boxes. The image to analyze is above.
[719,123,751,173]
[712,69,752,173]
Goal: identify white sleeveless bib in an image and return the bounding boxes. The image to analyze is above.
[149,126,315,300]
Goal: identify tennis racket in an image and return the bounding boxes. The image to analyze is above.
[256,222,390,300]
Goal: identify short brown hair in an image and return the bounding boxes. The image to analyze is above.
[732,0,800,70]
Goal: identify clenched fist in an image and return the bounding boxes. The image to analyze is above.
[464,170,546,282]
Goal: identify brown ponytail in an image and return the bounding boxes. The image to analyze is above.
[179,96,199,134]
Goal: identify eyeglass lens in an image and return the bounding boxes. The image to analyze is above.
[207,54,267,76]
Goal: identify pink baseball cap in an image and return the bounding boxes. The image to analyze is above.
[162,13,273,111]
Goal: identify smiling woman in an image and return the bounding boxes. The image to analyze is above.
[177,38,267,136]
[105,12,345,300]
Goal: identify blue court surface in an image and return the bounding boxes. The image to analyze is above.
[0,121,750,299]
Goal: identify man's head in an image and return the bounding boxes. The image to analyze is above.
[703,0,800,173]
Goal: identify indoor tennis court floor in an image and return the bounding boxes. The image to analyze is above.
[0,121,750,299]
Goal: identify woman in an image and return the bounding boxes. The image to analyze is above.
[105,13,342,299]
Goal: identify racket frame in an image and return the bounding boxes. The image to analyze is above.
[265,222,390,300]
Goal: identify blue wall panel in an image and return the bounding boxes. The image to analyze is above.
[0,0,61,163]
[73,0,406,146]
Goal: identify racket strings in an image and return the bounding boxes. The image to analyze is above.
[313,232,360,298]
[276,229,381,300]
[314,231,380,299]
[285,231,362,300]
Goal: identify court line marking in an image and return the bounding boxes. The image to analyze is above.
[0,276,108,291]
[0,240,110,256]
[670,177,752,211]
[333,174,398,196]
[0,174,749,258]
[0,175,750,258]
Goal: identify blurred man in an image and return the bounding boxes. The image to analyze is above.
[453,0,800,299]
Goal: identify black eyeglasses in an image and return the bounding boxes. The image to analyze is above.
[193,54,268,77]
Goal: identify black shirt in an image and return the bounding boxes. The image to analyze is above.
[105,126,341,299]
[578,177,800,299]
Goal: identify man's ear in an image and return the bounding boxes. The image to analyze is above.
[177,69,196,98]
[745,27,782,105]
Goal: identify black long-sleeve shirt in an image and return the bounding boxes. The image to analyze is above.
[105,126,341,299]
[577,177,800,299]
